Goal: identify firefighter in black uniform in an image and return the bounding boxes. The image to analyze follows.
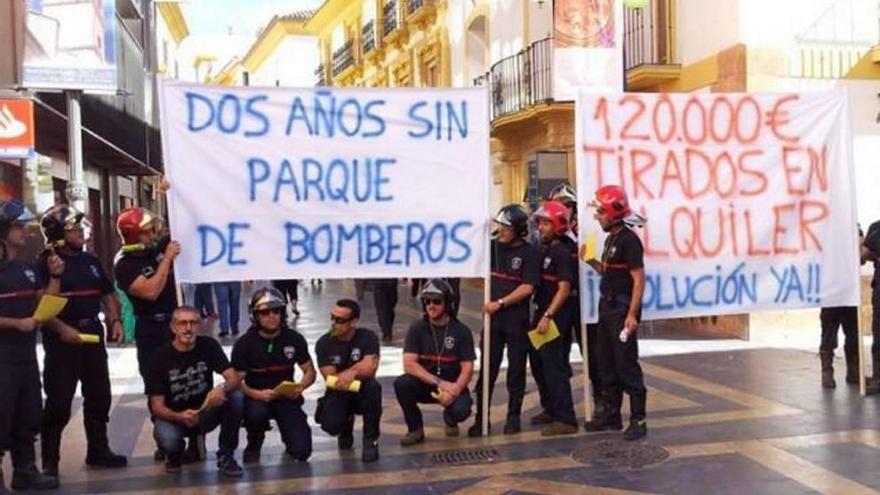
[528,200,578,436]
[395,279,475,446]
[113,207,181,460]
[315,299,382,463]
[372,278,398,343]
[582,185,648,441]
[548,184,608,427]
[0,199,63,491]
[36,206,127,477]
[468,204,539,437]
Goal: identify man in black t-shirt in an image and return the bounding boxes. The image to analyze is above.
[315,299,381,463]
[583,185,648,441]
[0,199,64,491]
[36,206,127,476]
[232,287,316,463]
[147,306,244,477]
[468,204,539,437]
[528,201,578,437]
[394,279,475,447]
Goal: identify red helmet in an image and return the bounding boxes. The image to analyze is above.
[116,207,159,245]
[533,200,569,235]
[591,185,631,222]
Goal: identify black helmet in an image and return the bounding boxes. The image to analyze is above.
[418,278,457,318]
[548,183,577,208]
[40,205,89,248]
[493,204,529,239]
[0,199,35,240]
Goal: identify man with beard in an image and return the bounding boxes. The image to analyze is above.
[582,185,648,441]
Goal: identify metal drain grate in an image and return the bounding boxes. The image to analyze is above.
[572,439,669,470]
[430,448,501,465]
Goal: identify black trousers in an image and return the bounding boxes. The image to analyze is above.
[596,298,647,422]
[41,322,112,466]
[273,279,299,303]
[0,360,42,472]
[527,303,577,426]
[134,318,173,395]
[474,308,529,421]
[393,374,472,432]
[819,306,858,354]
[316,378,382,442]
[372,279,398,339]
[244,397,312,461]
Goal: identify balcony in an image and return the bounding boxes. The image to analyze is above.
[406,0,436,28]
[623,0,680,90]
[331,40,355,79]
[478,38,553,121]
[788,0,879,78]
[382,0,408,46]
[315,63,327,86]
[362,20,377,55]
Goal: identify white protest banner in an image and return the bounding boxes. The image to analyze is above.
[576,89,859,321]
[158,81,490,283]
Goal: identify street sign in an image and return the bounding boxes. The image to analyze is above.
[0,99,35,159]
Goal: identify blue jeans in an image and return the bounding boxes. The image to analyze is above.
[213,282,241,333]
[243,397,311,461]
[153,391,244,458]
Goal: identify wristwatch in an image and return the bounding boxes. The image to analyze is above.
[542,312,553,320]
[433,375,442,386]
[496,298,505,307]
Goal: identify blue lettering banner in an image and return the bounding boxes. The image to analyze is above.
[158,81,490,282]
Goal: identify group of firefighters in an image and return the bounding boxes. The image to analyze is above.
[4,176,876,490]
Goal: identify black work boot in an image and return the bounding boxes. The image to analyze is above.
[844,350,860,385]
[39,428,61,478]
[85,423,128,468]
[12,439,59,491]
[338,418,354,450]
[503,415,521,435]
[820,350,836,389]
[361,438,379,463]
[623,392,648,441]
[623,419,648,441]
[867,361,880,395]
[243,431,265,464]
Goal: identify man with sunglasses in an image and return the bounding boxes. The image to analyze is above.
[314,299,381,462]
[232,287,316,463]
[582,185,648,441]
[113,207,182,461]
[147,306,244,476]
[35,206,127,477]
[394,279,475,446]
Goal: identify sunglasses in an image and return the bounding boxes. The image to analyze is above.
[256,308,283,317]
[422,297,445,306]
[174,319,200,327]
[330,315,354,324]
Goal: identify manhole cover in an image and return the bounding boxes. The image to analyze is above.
[572,439,669,469]
[430,448,501,465]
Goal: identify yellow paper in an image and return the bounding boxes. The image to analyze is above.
[32,295,67,322]
[78,334,101,344]
[326,375,361,393]
[273,380,303,395]
[528,320,560,350]
[581,232,598,262]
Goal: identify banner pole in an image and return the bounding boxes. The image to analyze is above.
[581,320,592,422]
[859,300,866,395]
[481,266,491,436]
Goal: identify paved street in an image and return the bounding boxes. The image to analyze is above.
[2,280,878,494]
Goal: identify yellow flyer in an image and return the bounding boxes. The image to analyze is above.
[528,320,560,350]
[273,381,303,395]
[79,334,101,344]
[326,375,361,393]
[32,295,67,322]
